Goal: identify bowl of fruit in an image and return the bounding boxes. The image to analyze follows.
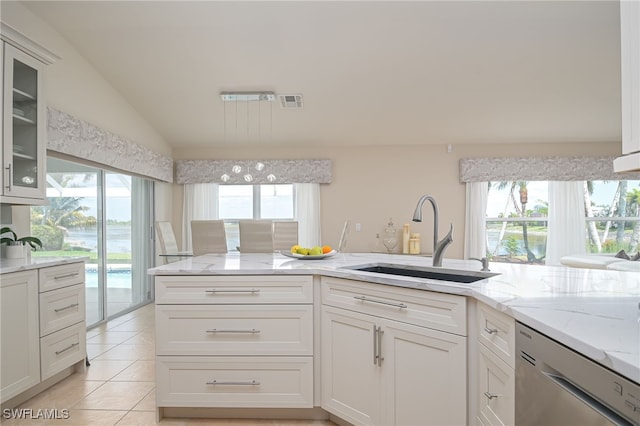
[281,244,336,259]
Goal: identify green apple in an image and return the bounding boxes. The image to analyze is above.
[309,246,323,256]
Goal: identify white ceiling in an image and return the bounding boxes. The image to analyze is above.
[24,0,621,148]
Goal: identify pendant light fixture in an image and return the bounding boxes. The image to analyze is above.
[220,91,276,184]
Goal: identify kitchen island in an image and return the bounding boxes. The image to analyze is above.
[148,252,640,424]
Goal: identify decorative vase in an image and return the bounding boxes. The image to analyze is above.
[4,243,26,259]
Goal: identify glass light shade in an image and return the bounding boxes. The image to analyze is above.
[232,165,242,174]
[267,174,276,182]
[243,174,254,182]
[220,174,230,183]
[255,162,265,171]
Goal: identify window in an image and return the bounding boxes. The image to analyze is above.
[218,184,294,219]
[486,180,640,264]
[31,157,154,326]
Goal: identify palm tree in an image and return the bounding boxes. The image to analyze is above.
[32,197,96,228]
[583,181,602,252]
[626,188,640,253]
[617,181,628,245]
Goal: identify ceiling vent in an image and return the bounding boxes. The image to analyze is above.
[278,94,303,109]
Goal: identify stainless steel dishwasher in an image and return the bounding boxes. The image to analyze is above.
[515,322,640,426]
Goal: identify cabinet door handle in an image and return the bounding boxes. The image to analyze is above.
[354,295,407,309]
[54,303,79,313]
[54,272,79,280]
[205,329,260,334]
[373,326,378,365]
[55,342,79,355]
[206,380,260,386]
[484,392,500,400]
[5,164,11,190]
[377,326,384,366]
[205,288,260,294]
[484,327,498,335]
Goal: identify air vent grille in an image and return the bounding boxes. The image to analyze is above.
[278,94,303,109]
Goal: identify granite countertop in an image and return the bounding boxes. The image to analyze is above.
[0,256,90,274]
[148,252,640,384]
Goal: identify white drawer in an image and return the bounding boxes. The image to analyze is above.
[321,276,467,336]
[155,275,313,304]
[40,322,86,381]
[156,305,313,356]
[39,284,85,337]
[38,262,85,293]
[477,342,515,426]
[156,356,313,408]
[477,302,516,368]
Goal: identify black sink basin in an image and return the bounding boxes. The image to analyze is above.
[343,263,499,283]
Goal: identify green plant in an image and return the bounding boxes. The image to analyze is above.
[502,235,521,258]
[31,225,64,251]
[0,226,43,250]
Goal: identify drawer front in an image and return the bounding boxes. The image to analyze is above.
[321,276,467,336]
[38,262,85,293]
[155,275,313,304]
[477,302,515,368]
[477,343,515,426]
[39,284,85,337]
[156,305,313,356]
[40,322,86,381]
[156,356,313,408]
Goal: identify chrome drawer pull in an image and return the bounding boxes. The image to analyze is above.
[354,295,407,309]
[54,303,79,313]
[206,329,260,334]
[54,272,79,280]
[484,392,500,400]
[206,380,260,385]
[55,342,79,355]
[5,164,12,190]
[205,289,260,294]
[484,327,499,335]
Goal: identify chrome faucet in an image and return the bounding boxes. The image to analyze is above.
[412,195,453,267]
[469,257,490,272]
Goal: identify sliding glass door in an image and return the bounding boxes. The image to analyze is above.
[31,157,154,327]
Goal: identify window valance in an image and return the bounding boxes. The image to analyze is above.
[175,159,333,185]
[460,156,640,183]
[47,107,174,183]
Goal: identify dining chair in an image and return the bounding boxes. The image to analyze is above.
[156,221,191,263]
[191,220,228,255]
[239,220,274,253]
[273,220,299,252]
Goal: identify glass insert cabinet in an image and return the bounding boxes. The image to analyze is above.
[2,42,46,203]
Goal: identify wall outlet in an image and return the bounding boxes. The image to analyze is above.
[355,223,362,232]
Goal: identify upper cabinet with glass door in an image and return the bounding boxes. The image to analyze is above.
[614,1,640,173]
[1,42,47,204]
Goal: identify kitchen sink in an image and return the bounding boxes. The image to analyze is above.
[341,263,499,283]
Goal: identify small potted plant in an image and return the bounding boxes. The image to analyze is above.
[1,226,43,259]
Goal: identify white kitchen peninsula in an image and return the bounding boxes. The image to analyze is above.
[148,252,640,424]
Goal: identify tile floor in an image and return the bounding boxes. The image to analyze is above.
[4,303,335,426]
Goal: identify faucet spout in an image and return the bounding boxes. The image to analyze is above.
[412,194,453,267]
[432,224,453,267]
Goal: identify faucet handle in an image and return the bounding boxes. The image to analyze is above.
[469,257,490,272]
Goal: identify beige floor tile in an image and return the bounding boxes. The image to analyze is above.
[131,388,156,411]
[115,410,158,425]
[94,344,155,361]
[15,373,104,410]
[122,330,156,345]
[111,360,155,382]
[87,342,119,360]
[73,381,155,411]
[88,331,140,345]
[80,359,135,381]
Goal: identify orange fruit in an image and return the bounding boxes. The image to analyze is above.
[322,245,332,254]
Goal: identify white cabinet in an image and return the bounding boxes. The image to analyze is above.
[321,277,467,426]
[474,302,515,426]
[1,43,46,204]
[0,261,86,406]
[614,0,640,172]
[0,270,40,402]
[154,275,314,410]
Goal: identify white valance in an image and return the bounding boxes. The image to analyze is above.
[47,107,174,182]
[175,159,333,185]
[460,156,640,183]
